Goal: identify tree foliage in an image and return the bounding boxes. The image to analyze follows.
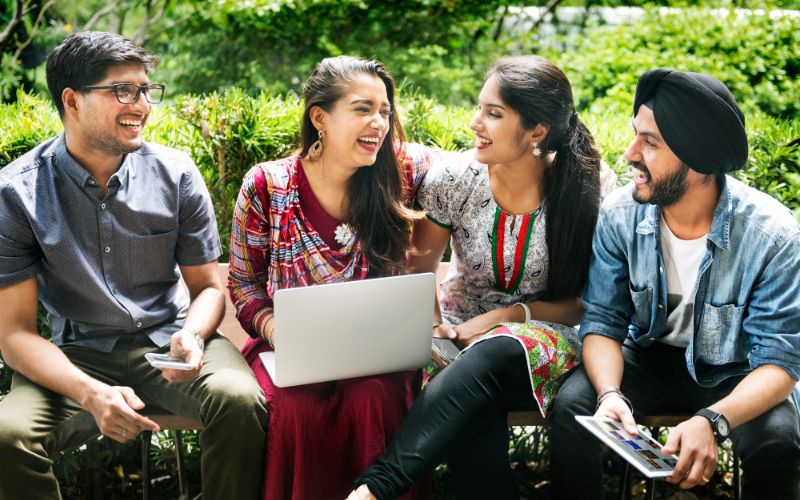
[537,8,800,120]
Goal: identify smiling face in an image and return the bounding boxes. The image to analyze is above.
[469,75,535,166]
[625,104,690,207]
[72,62,152,157]
[313,73,392,170]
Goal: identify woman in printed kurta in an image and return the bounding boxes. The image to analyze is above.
[352,56,612,500]
[228,56,431,500]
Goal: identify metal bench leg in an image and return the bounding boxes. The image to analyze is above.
[141,430,153,500]
[644,477,655,500]
[733,449,740,500]
[618,462,632,500]
[175,430,190,499]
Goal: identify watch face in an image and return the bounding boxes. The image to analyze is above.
[717,416,730,437]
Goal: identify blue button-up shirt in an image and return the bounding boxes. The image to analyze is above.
[580,177,800,387]
[0,135,221,351]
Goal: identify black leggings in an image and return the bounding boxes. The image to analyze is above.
[355,336,536,500]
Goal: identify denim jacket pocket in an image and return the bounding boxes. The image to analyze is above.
[696,303,746,364]
[629,285,653,331]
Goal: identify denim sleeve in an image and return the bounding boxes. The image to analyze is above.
[578,206,634,343]
[745,233,800,381]
[176,164,222,266]
[0,185,41,287]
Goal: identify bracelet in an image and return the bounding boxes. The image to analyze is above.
[267,316,275,349]
[595,387,633,413]
[193,331,205,352]
[513,302,531,323]
[253,309,275,346]
[433,320,441,328]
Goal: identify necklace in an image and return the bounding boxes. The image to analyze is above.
[492,206,539,293]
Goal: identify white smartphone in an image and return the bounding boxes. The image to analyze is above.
[145,352,193,371]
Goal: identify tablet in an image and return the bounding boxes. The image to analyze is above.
[575,415,677,478]
[432,338,461,364]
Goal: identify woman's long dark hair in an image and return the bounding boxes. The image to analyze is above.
[299,56,415,276]
[488,56,601,299]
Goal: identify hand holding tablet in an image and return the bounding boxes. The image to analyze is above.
[576,416,678,478]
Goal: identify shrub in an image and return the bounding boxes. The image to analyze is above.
[152,5,800,117]
[154,0,501,105]
[0,91,63,165]
[2,89,798,251]
[536,8,800,120]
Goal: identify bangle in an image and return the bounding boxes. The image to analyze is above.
[433,320,441,328]
[595,387,633,413]
[513,302,531,323]
[253,309,275,345]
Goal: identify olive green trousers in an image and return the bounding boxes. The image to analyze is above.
[0,332,267,500]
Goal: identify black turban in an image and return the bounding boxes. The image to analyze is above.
[633,68,748,175]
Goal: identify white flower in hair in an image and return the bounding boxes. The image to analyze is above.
[334,223,355,246]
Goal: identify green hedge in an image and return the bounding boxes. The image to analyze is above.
[538,8,800,121]
[152,6,800,119]
[1,88,799,264]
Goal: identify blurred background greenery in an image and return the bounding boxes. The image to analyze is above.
[1,0,799,498]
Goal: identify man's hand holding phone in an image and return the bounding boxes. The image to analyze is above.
[146,329,204,383]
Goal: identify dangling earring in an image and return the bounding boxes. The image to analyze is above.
[308,130,325,160]
[531,141,542,158]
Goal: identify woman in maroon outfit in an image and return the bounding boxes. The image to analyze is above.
[228,56,432,499]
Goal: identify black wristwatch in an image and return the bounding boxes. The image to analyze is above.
[695,408,731,443]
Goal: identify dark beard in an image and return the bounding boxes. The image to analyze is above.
[631,161,689,207]
[94,134,142,156]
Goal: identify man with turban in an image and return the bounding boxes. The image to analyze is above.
[550,69,800,499]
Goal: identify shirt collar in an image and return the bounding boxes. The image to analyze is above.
[707,175,731,250]
[635,203,660,236]
[54,134,134,189]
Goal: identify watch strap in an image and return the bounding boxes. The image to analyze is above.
[695,408,728,442]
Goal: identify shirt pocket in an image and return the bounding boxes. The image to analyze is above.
[696,303,746,364]
[128,231,178,286]
[629,285,653,331]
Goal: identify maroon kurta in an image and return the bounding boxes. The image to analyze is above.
[230,144,433,499]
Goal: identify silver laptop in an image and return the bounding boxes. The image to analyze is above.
[259,273,435,387]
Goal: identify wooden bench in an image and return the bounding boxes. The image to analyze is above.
[149,263,745,499]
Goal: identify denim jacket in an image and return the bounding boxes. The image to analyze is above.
[580,176,800,390]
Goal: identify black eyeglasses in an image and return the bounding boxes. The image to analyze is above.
[81,83,165,104]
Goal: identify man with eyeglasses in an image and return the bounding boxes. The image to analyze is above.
[0,32,267,499]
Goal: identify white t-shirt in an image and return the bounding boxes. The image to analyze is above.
[658,216,708,347]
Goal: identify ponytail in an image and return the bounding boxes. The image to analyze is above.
[488,55,602,299]
[543,116,601,299]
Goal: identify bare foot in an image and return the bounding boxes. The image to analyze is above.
[346,483,377,500]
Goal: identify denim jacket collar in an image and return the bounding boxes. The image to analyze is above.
[635,176,731,251]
